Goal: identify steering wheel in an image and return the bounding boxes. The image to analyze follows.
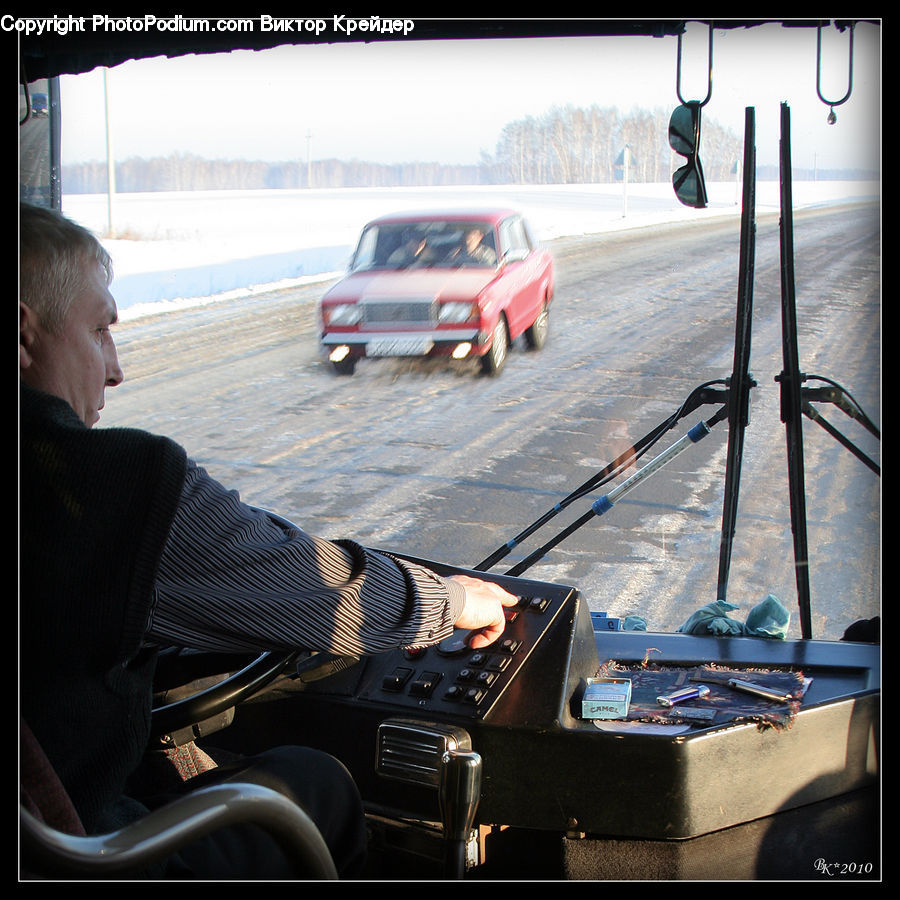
[151,650,300,740]
[150,509,358,740]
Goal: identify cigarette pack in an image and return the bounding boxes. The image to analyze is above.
[581,677,631,719]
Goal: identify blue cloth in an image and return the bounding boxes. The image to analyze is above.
[676,594,790,639]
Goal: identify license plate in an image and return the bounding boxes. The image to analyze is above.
[367,336,433,357]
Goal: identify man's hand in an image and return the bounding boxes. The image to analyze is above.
[450,575,520,649]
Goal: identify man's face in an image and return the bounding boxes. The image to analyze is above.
[20,262,124,427]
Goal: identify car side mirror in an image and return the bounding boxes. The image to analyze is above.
[502,248,529,264]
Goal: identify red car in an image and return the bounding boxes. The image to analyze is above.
[317,209,554,375]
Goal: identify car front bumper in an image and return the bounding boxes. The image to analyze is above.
[321,328,486,359]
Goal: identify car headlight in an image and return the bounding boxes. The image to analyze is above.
[325,303,361,326]
[439,302,478,324]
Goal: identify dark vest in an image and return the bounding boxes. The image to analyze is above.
[20,384,187,832]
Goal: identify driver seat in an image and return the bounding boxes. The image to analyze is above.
[19,720,338,879]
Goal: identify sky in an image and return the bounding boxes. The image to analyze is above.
[58,20,881,175]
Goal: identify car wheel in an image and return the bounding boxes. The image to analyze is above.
[524,302,549,350]
[481,318,508,376]
[332,357,357,376]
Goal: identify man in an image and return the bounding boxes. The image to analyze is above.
[451,227,497,266]
[387,230,429,267]
[19,203,517,877]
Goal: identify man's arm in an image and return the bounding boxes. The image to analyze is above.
[147,462,515,655]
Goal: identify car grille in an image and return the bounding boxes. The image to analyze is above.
[360,297,437,326]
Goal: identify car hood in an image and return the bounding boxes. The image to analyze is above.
[322,267,499,303]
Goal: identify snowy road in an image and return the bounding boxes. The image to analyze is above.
[101,203,881,640]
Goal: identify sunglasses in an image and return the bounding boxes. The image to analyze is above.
[669,101,708,209]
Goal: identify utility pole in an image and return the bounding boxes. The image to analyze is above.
[103,68,116,236]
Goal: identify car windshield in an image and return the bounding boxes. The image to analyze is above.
[350,220,498,271]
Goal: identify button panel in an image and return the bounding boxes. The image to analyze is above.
[356,586,575,720]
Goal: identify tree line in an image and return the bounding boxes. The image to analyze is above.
[486,104,742,184]
[60,103,857,194]
[61,153,489,193]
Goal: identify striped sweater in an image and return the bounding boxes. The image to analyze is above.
[20,383,463,832]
